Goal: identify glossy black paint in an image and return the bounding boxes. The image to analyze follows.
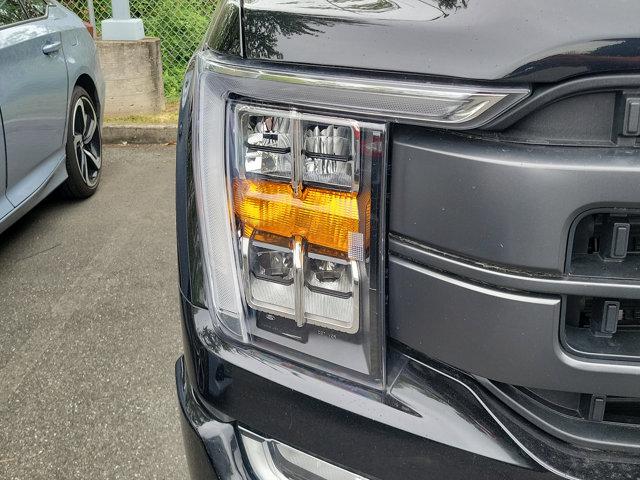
[205,0,242,57]
[237,0,640,83]
[175,57,207,309]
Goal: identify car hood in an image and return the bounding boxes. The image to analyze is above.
[242,0,640,83]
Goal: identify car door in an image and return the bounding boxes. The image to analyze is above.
[0,0,68,207]
[0,1,24,218]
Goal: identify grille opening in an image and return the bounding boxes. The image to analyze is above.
[564,297,640,360]
[604,397,640,425]
[487,381,640,452]
[520,388,640,425]
[583,218,640,255]
[569,212,640,280]
[572,298,640,331]
[516,387,640,425]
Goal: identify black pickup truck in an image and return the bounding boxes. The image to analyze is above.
[175,1,640,479]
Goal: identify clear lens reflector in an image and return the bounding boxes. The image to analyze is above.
[239,109,293,181]
[236,106,361,193]
[302,121,358,190]
[245,232,296,316]
[305,249,358,334]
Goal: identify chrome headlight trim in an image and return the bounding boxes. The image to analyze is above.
[202,50,530,128]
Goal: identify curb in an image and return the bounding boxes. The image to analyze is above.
[103,124,178,145]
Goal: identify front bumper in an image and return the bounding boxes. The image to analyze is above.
[175,354,552,480]
[177,293,572,480]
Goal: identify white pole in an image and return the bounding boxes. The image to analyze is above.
[111,0,131,20]
[101,0,144,41]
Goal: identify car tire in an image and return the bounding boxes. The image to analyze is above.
[60,86,102,199]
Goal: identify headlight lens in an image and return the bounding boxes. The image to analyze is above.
[231,101,384,381]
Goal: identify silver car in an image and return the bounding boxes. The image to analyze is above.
[0,0,104,234]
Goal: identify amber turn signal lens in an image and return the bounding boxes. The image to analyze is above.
[233,178,361,253]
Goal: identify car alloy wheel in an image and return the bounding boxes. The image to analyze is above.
[72,96,101,188]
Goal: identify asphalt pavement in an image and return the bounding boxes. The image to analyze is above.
[0,145,188,479]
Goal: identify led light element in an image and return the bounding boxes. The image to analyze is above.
[234,106,362,194]
[305,248,359,334]
[237,108,294,181]
[302,121,359,190]
[241,232,360,333]
[243,232,297,318]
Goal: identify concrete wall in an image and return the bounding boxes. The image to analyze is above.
[97,38,165,116]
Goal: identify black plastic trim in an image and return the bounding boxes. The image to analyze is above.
[389,128,640,274]
[388,255,640,398]
[484,74,640,131]
[565,208,640,279]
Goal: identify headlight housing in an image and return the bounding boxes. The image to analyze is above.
[192,51,529,387]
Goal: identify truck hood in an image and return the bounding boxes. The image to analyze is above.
[242,0,640,83]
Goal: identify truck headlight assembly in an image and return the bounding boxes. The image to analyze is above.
[192,51,528,387]
[194,83,386,386]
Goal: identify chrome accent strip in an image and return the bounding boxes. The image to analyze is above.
[240,428,369,480]
[290,115,303,197]
[201,51,530,127]
[389,235,640,299]
[292,237,305,327]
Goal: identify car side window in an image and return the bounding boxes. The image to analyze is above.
[21,0,47,18]
[0,0,27,26]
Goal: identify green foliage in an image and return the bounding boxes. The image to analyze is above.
[143,0,215,98]
[163,65,189,100]
[64,0,216,100]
